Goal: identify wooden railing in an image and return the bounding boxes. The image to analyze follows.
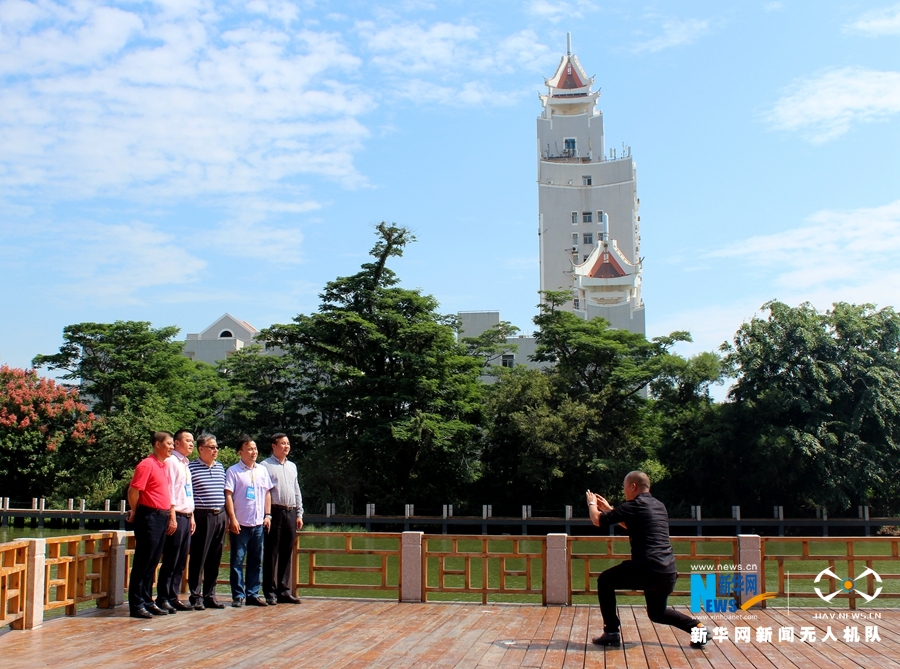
[568,536,739,605]
[44,533,113,614]
[761,536,900,610]
[0,540,28,629]
[294,532,401,596]
[421,535,545,604]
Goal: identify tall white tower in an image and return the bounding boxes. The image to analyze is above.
[537,38,645,335]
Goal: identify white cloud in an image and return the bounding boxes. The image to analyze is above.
[526,0,595,24]
[763,2,783,12]
[357,21,553,106]
[765,67,900,142]
[0,5,371,205]
[845,3,900,36]
[632,18,710,53]
[708,199,900,309]
[58,220,207,303]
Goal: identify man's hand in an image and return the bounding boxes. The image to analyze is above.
[229,517,241,534]
[190,516,196,535]
[166,517,177,535]
[296,517,304,531]
[595,495,613,512]
[126,510,135,524]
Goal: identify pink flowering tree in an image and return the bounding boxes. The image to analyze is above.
[0,365,95,505]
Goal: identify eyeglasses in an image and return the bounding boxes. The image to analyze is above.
[201,445,219,450]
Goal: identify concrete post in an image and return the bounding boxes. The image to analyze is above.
[737,534,761,608]
[400,531,423,603]
[545,533,568,606]
[24,538,46,630]
[106,530,127,608]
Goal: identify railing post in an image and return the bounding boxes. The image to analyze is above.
[737,534,761,608]
[106,530,127,608]
[400,531,423,603]
[545,534,568,606]
[24,538,46,630]
[78,498,86,530]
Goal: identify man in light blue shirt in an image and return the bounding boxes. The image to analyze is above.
[225,436,274,607]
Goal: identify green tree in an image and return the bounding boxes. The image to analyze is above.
[479,291,690,509]
[721,300,900,514]
[461,321,520,374]
[0,365,95,504]
[262,223,485,510]
[33,321,186,415]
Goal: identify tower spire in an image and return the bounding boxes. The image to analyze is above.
[566,32,571,56]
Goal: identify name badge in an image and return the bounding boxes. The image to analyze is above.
[185,483,193,497]
[246,487,256,500]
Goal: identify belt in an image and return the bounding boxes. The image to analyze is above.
[175,511,192,518]
[195,507,224,515]
[138,505,169,515]
[272,504,297,511]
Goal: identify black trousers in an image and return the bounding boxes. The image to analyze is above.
[188,509,227,602]
[263,506,297,597]
[128,506,169,610]
[597,561,698,634]
[156,514,191,604]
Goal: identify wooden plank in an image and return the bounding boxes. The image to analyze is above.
[541,606,575,668]
[521,605,561,667]
[475,605,541,668]
[561,605,588,669]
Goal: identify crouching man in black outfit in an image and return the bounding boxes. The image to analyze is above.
[587,471,707,648]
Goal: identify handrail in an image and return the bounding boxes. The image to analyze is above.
[44,533,114,614]
[0,540,28,629]
[421,535,545,604]
[294,532,401,597]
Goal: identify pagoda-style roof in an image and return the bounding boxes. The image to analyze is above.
[544,54,593,96]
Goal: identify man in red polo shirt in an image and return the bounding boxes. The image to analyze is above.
[127,431,177,619]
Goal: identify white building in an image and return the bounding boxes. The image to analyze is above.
[182,313,259,366]
[537,40,645,335]
[457,311,543,373]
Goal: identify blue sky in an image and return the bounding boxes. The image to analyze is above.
[2,0,899,380]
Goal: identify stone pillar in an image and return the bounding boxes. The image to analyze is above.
[737,534,762,607]
[400,531,423,603]
[106,530,127,608]
[545,533,568,606]
[24,538,46,630]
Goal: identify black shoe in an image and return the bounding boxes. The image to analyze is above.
[171,600,193,612]
[231,599,244,608]
[245,596,268,607]
[690,623,709,648]
[276,594,301,604]
[265,595,278,606]
[205,598,226,609]
[191,600,205,611]
[145,603,169,616]
[155,600,177,614]
[130,608,153,619]
[592,632,621,647]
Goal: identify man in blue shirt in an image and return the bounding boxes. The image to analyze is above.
[187,434,227,610]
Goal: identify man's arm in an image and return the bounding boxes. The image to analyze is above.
[263,490,272,532]
[294,465,304,531]
[126,485,140,523]
[225,491,240,534]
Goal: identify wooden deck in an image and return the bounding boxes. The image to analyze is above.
[2,601,899,668]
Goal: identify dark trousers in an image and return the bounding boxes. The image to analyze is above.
[156,514,191,604]
[597,561,698,634]
[128,506,169,611]
[188,509,227,602]
[263,506,297,597]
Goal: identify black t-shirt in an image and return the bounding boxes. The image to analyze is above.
[598,492,676,574]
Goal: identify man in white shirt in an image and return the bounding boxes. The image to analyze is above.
[260,433,304,605]
[156,429,196,612]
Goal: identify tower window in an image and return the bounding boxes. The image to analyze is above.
[572,233,579,246]
[583,233,593,245]
[564,138,576,157]
[571,211,578,224]
[582,175,592,186]
[219,330,234,338]
[574,297,581,309]
[501,354,515,369]
[582,212,592,223]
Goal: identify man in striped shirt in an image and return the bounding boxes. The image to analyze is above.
[187,434,228,610]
